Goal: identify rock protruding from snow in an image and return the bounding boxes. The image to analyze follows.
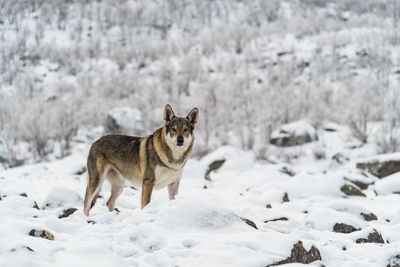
[341,184,365,197]
[105,107,144,135]
[240,218,258,230]
[333,223,360,233]
[387,254,400,267]
[356,229,384,244]
[29,229,54,240]
[360,212,377,221]
[205,159,225,181]
[267,241,321,266]
[270,120,318,147]
[356,153,400,178]
[58,207,78,219]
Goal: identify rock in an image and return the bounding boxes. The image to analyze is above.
[357,155,400,178]
[333,223,360,233]
[205,159,226,181]
[332,153,349,164]
[267,241,321,266]
[279,166,295,176]
[356,229,384,244]
[29,229,54,240]
[105,107,144,135]
[387,254,400,267]
[343,177,372,190]
[241,218,258,230]
[58,208,77,219]
[264,217,288,223]
[282,192,290,202]
[270,120,318,147]
[32,201,40,210]
[341,184,366,197]
[20,193,28,197]
[360,212,377,221]
[266,204,272,208]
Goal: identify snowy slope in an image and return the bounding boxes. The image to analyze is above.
[1,129,400,267]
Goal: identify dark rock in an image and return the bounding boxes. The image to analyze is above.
[356,229,384,244]
[341,184,366,197]
[203,185,208,189]
[387,254,400,267]
[270,121,318,147]
[356,159,400,178]
[25,246,34,252]
[114,207,120,213]
[205,159,226,181]
[343,177,372,190]
[266,204,272,208]
[271,134,312,147]
[282,192,290,202]
[264,217,288,223]
[32,201,40,210]
[29,229,54,240]
[279,166,295,176]
[20,193,28,197]
[332,153,349,164]
[241,218,258,230]
[333,223,360,233]
[267,241,321,266]
[360,212,377,221]
[74,166,87,175]
[58,208,77,219]
[87,220,96,224]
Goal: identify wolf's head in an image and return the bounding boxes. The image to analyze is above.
[163,104,199,148]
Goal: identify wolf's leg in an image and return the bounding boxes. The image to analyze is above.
[83,154,106,216]
[106,168,125,211]
[141,179,154,209]
[168,181,180,200]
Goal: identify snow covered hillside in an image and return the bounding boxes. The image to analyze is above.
[1,125,400,267]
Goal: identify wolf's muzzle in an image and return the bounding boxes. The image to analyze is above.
[177,136,184,146]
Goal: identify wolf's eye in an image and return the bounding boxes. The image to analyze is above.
[183,128,189,132]
[171,128,177,133]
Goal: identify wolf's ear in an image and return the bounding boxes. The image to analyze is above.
[164,104,175,124]
[186,107,199,128]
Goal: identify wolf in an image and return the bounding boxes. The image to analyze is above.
[83,104,199,216]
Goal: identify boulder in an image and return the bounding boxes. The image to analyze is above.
[270,120,318,147]
[267,241,321,266]
[356,229,384,244]
[29,229,54,240]
[360,212,377,221]
[356,153,400,178]
[205,159,225,181]
[387,254,400,267]
[105,107,144,135]
[333,223,360,233]
[58,208,78,219]
[341,184,366,197]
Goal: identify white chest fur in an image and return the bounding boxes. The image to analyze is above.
[154,165,182,189]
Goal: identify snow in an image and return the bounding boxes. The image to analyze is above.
[1,128,400,267]
[108,107,144,132]
[271,120,317,140]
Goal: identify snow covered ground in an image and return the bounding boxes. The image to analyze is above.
[1,127,400,267]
